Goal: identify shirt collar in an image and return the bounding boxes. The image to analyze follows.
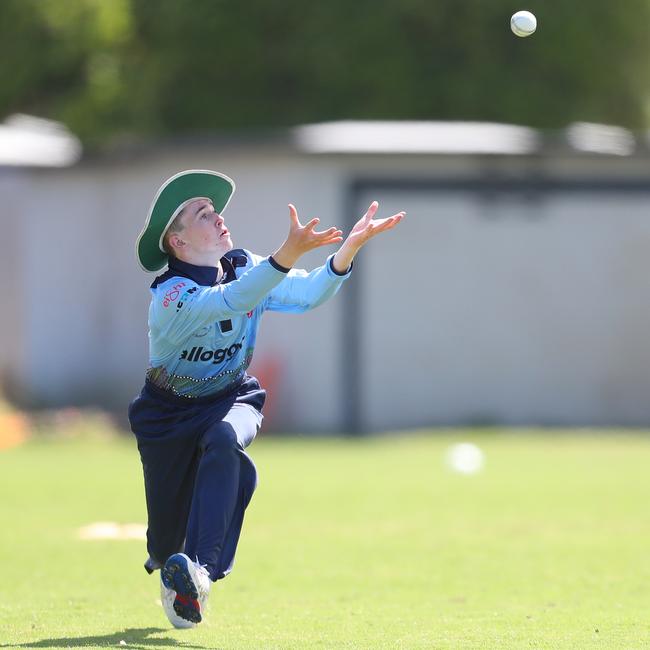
[167,256,221,286]
[151,255,237,289]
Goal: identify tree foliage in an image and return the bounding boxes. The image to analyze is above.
[1,0,648,144]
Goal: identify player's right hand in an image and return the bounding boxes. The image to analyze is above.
[272,204,343,268]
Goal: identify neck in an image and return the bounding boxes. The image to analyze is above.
[175,251,223,272]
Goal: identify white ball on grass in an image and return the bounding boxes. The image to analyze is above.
[445,442,485,474]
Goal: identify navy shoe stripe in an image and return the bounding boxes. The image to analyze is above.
[161,554,199,600]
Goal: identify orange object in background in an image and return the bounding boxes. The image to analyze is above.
[0,410,29,450]
[247,356,282,433]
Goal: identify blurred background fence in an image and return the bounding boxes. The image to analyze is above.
[1,0,650,433]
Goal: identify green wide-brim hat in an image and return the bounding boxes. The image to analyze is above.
[136,169,236,272]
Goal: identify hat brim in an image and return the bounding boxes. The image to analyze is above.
[136,169,236,272]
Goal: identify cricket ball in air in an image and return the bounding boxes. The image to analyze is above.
[510,10,537,37]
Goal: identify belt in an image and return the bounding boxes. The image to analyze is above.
[144,376,245,406]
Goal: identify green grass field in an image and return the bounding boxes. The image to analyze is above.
[2,429,650,649]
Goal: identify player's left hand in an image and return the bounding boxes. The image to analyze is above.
[343,201,404,251]
[331,201,405,274]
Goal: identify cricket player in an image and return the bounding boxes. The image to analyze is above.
[128,169,404,628]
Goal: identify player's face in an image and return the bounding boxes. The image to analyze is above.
[177,198,233,258]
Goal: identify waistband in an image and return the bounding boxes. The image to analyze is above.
[144,377,245,406]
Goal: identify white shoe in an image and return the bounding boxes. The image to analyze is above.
[161,553,211,625]
[160,576,195,629]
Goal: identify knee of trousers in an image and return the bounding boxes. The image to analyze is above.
[202,421,241,456]
[240,453,258,495]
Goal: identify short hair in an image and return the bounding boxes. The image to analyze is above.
[162,209,186,258]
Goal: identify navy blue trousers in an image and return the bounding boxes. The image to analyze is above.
[128,376,265,581]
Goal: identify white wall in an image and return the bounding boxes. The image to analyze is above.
[10,149,350,431]
[357,186,650,428]
[4,146,650,430]
[0,169,30,398]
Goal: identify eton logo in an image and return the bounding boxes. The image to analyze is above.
[162,282,187,308]
[180,338,245,364]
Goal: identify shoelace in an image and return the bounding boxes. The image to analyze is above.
[193,558,210,576]
[192,558,211,598]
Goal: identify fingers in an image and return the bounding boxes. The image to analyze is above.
[315,224,343,245]
[372,212,405,234]
[312,227,343,244]
[313,226,341,237]
[345,209,405,249]
[288,206,325,233]
[384,211,405,225]
[288,204,299,226]
[368,209,404,225]
[318,236,344,246]
[316,233,344,246]
[291,207,342,241]
[364,201,379,222]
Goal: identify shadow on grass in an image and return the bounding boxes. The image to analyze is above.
[0,627,220,649]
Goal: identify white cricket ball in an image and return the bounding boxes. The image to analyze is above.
[445,443,485,475]
[510,10,537,37]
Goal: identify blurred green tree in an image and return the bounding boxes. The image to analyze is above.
[0,0,648,144]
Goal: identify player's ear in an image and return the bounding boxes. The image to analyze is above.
[169,233,185,250]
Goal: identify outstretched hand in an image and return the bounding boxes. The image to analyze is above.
[272,204,343,269]
[345,201,405,250]
[332,201,405,273]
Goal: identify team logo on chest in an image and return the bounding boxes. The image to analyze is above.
[179,337,245,364]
